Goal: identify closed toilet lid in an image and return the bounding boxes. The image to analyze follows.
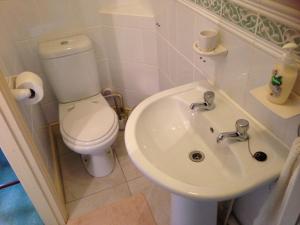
[61,99,116,143]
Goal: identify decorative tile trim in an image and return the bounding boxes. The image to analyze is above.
[185,0,300,56]
[195,0,222,15]
[256,16,300,55]
[222,0,258,34]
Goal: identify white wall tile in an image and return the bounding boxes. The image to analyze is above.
[142,30,158,65]
[193,53,217,85]
[175,2,195,61]
[86,27,107,61]
[40,101,59,124]
[0,0,42,41]
[155,0,169,39]
[103,26,143,62]
[31,104,47,130]
[100,13,141,28]
[17,102,33,132]
[159,70,174,91]
[37,0,84,41]
[121,89,150,107]
[33,126,54,179]
[74,0,102,28]
[139,16,156,30]
[166,0,177,46]
[15,39,43,74]
[98,60,113,89]
[157,34,169,76]
[168,45,194,86]
[193,67,206,82]
[247,45,277,90]
[109,60,159,96]
[0,28,24,75]
[214,28,254,106]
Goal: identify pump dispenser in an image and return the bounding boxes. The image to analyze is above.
[268,42,299,105]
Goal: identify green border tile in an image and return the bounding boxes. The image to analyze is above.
[195,0,222,15]
[186,0,300,56]
[222,0,257,33]
[257,15,300,55]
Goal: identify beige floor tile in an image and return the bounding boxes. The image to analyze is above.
[67,193,156,225]
[60,151,126,202]
[113,131,142,181]
[67,183,131,220]
[128,177,171,225]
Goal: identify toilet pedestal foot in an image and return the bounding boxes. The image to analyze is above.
[81,148,115,177]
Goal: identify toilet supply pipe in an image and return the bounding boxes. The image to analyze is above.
[102,91,127,130]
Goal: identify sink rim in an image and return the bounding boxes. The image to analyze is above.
[125,82,288,201]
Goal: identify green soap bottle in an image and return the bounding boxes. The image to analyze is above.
[268,43,299,105]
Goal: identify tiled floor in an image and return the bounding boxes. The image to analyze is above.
[67,194,156,225]
[57,131,171,225]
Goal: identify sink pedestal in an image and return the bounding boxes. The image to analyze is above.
[171,194,217,225]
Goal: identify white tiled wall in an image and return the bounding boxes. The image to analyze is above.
[100,10,159,107]
[153,1,300,224]
[0,0,60,182]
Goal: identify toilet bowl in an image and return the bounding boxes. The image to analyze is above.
[39,35,119,177]
[59,94,119,177]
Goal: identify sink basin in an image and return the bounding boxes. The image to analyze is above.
[125,82,288,225]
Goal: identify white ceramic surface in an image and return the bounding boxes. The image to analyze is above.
[197,30,218,52]
[39,35,101,103]
[125,82,288,201]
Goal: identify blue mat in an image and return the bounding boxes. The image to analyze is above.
[0,150,44,225]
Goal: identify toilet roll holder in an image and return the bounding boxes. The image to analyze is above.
[6,75,36,101]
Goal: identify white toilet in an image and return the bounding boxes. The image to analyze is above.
[39,35,119,177]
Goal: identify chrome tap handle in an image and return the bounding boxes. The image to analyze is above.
[235,119,249,136]
[204,91,215,106]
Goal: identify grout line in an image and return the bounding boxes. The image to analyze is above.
[61,151,128,204]
[113,146,133,196]
[65,181,128,204]
[61,132,142,204]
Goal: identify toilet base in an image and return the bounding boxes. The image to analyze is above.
[81,148,115,177]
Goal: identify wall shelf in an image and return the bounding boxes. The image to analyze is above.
[193,42,228,56]
[250,85,300,119]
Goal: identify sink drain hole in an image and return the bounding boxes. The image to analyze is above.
[189,151,205,162]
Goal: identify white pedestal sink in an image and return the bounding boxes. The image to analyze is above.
[125,82,288,225]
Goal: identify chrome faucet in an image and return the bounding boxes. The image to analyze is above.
[190,91,215,111]
[216,119,249,143]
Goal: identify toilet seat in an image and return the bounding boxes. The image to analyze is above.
[59,94,119,154]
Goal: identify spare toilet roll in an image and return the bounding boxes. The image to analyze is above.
[15,72,44,105]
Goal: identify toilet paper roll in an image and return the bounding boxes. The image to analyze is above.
[15,72,44,105]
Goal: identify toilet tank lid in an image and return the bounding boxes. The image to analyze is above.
[38,35,93,59]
